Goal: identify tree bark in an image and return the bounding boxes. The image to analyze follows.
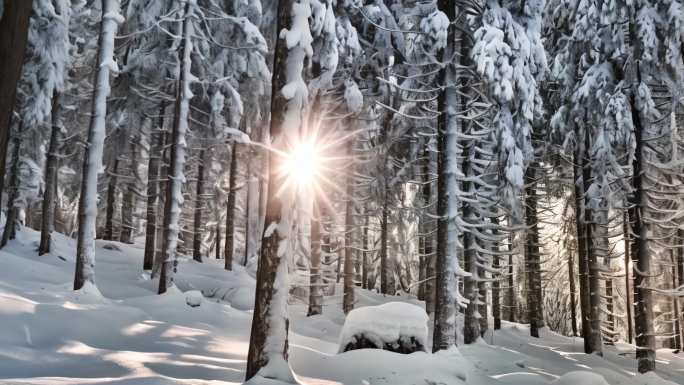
[143,102,166,270]
[120,136,138,244]
[103,156,119,240]
[245,0,304,379]
[524,164,544,338]
[224,141,237,271]
[624,211,634,343]
[568,243,578,336]
[192,149,206,262]
[75,0,121,290]
[308,201,323,316]
[1,123,23,248]
[0,0,32,204]
[433,0,461,352]
[343,139,355,314]
[158,1,193,294]
[39,94,62,255]
[628,64,655,373]
[582,127,602,354]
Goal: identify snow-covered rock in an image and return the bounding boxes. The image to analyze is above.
[338,302,428,354]
[185,290,203,307]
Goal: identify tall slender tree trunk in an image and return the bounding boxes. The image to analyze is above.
[624,211,634,343]
[39,94,62,255]
[0,0,32,204]
[463,144,480,344]
[192,149,206,262]
[245,0,307,379]
[224,141,237,271]
[74,0,122,290]
[433,0,460,352]
[1,125,22,247]
[507,228,516,322]
[308,201,323,316]
[677,228,684,349]
[671,250,681,350]
[568,245,578,336]
[343,139,355,314]
[143,102,166,270]
[573,135,595,353]
[215,222,221,259]
[362,212,369,290]
[524,164,544,338]
[628,64,655,373]
[493,221,502,330]
[158,1,193,294]
[104,156,119,240]
[120,136,138,244]
[582,127,603,354]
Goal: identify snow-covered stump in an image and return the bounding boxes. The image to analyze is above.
[338,302,428,354]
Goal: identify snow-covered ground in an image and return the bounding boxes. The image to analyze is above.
[0,228,682,385]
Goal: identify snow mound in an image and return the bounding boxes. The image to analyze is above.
[185,290,203,307]
[552,371,609,385]
[338,302,428,354]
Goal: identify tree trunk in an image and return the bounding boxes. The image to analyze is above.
[624,211,634,343]
[120,136,138,244]
[582,127,602,354]
[507,227,516,323]
[1,124,22,248]
[308,201,323,316]
[432,0,461,352]
[224,141,237,271]
[343,139,355,314]
[493,220,501,330]
[192,149,206,262]
[143,102,166,270]
[74,0,121,290]
[103,156,119,241]
[39,94,62,255]
[628,64,655,373]
[158,2,193,294]
[245,0,305,379]
[574,136,594,352]
[0,0,32,204]
[362,212,369,290]
[463,144,480,344]
[568,244,578,336]
[524,164,543,338]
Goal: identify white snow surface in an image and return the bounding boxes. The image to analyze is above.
[337,302,428,353]
[0,228,683,385]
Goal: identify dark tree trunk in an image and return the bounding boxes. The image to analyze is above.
[103,156,119,241]
[0,0,32,204]
[343,139,355,314]
[379,172,389,294]
[158,2,192,294]
[143,103,166,270]
[506,227,516,323]
[524,164,544,338]
[39,94,62,255]
[574,138,594,353]
[432,0,459,352]
[192,149,206,263]
[224,141,237,271]
[215,223,221,259]
[493,218,501,330]
[582,127,602,354]
[245,0,297,378]
[308,201,323,316]
[628,65,655,373]
[677,228,684,349]
[1,125,22,248]
[568,245,578,336]
[362,212,369,290]
[624,211,634,343]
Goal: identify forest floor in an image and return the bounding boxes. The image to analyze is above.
[0,228,682,385]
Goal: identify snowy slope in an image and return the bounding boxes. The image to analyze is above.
[0,228,682,385]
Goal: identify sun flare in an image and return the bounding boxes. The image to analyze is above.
[282,139,321,189]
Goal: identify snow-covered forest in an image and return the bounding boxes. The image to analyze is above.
[0,0,683,384]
